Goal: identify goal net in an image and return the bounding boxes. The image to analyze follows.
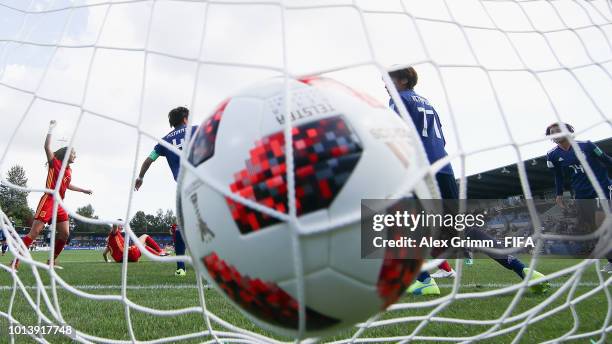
[1,0,611,343]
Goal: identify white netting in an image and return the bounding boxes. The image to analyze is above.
[0,0,611,343]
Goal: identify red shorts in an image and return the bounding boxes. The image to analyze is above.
[127,245,141,262]
[34,194,68,224]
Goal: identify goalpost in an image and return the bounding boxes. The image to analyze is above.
[1,0,611,343]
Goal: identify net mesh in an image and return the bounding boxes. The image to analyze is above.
[0,0,611,343]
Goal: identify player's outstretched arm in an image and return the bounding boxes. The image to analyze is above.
[44,120,57,163]
[135,156,155,191]
[68,184,92,195]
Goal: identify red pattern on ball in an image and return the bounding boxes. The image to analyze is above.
[203,252,339,330]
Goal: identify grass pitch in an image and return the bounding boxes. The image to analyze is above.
[0,250,610,343]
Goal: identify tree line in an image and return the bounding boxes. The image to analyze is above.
[0,165,33,227]
[73,205,176,233]
[1,164,176,233]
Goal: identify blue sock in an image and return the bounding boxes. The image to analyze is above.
[465,228,526,279]
[1,243,6,254]
[174,229,186,271]
[497,255,526,279]
[417,271,430,283]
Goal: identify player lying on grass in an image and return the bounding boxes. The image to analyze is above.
[12,120,92,270]
[134,106,197,276]
[103,221,168,263]
[545,122,612,273]
[388,67,550,295]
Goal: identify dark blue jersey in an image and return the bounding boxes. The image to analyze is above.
[154,125,198,181]
[546,140,612,199]
[389,89,453,175]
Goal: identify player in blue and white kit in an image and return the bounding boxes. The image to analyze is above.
[0,227,7,256]
[135,106,198,276]
[388,67,549,295]
[545,122,612,273]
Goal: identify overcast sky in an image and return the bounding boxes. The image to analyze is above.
[0,0,611,222]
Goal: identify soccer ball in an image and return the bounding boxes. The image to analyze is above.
[177,77,436,337]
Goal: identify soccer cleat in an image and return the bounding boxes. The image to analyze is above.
[601,262,612,274]
[431,269,456,279]
[407,277,440,296]
[159,250,169,257]
[47,259,64,270]
[175,268,186,277]
[464,258,474,266]
[523,268,549,294]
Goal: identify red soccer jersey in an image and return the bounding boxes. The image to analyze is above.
[107,230,125,263]
[46,157,72,199]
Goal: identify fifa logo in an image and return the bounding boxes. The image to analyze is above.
[189,193,215,243]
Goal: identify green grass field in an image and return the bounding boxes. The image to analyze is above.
[0,250,610,343]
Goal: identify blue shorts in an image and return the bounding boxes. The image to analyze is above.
[436,172,459,200]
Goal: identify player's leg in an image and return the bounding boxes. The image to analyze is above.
[407,270,439,295]
[574,198,608,271]
[431,260,456,278]
[174,228,187,276]
[127,245,142,262]
[49,217,70,269]
[409,172,459,294]
[12,219,46,269]
[422,173,458,282]
[596,198,612,273]
[436,172,473,265]
[138,234,167,256]
[465,227,549,293]
[51,206,70,260]
[1,240,7,256]
[21,194,54,249]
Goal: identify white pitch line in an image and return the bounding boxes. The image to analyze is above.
[436,282,604,288]
[0,284,209,291]
[0,282,605,291]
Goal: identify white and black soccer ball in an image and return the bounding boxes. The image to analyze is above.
[177,77,436,338]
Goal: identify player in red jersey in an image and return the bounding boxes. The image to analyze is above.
[102,221,168,263]
[12,120,92,270]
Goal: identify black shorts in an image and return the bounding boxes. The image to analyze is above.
[575,199,598,232]
[575,195,610,232]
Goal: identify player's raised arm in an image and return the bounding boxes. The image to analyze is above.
[44,120,57,163]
